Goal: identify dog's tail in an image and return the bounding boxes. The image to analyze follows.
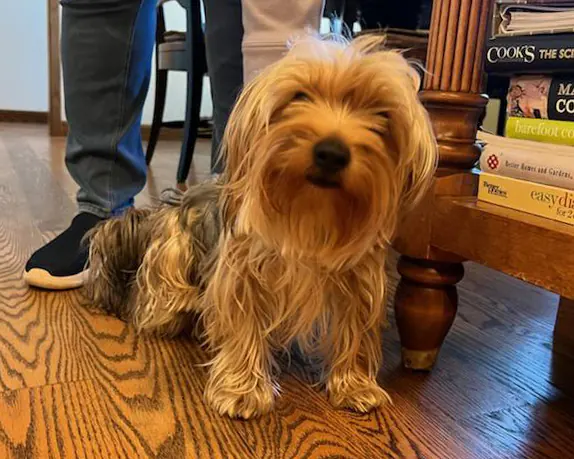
[86,208,153,319]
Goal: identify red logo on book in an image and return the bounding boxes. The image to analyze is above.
[486,154,500,170]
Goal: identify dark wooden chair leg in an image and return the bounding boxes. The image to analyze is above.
[394,256,464,370]
[145,69,168,165]
[176,64,203,186]
[176,0,205,186]
[145,5,167,165]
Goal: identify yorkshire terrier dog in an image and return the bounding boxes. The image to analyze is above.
[87,35,437,419]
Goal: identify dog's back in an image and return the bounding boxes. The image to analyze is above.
[87,181,221,333]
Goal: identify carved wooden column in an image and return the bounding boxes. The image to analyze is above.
[394,0,493,370]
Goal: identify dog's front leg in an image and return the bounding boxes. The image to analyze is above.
[202,237,278,419]
[204,333,278,419]
[325,322,391,412]
[325,265,392,412]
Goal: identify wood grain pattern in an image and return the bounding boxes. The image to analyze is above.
[431,197,574,299]
[1,124,574,458]
[461,400,574,459]
[394,256,463,370]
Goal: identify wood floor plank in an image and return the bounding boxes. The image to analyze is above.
[232,376,380,459]
[0,378,255,459]
[461,399,574,459]
[1,124,574,458]
[2,135,76,233]
[377,260,563,421]
[0,137,89,391]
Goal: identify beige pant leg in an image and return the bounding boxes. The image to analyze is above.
[241,0,325,82]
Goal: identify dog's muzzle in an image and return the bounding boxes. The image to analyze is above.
[306,137,350,188]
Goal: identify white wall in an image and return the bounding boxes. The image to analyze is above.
[57,2,212,123]
[0,1,48,111]
[1,6,335,119]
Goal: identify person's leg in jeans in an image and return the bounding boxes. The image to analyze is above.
[24,0,156,290]
[203,0,244,173]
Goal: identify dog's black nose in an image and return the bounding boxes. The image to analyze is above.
[313,137,350,173]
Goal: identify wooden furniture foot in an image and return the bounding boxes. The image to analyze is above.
[554,297,574,360]
[551,297,574,393]
[394,256,464,370]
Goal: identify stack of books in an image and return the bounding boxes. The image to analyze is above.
[478,0,574,226]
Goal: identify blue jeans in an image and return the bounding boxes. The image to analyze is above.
[61,0,243,217]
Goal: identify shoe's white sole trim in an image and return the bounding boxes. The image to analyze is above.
[24,268,89,290]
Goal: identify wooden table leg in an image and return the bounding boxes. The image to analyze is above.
[551,297,574,393]
[392,0,493,370]
[554,297,574,359]
[395,256,464,370]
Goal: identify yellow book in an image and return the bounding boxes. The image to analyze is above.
[506,117,574,147]
[478,173,574,226]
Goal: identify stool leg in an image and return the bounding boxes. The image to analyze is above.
[176,67,203,186]
[145,68,168,165]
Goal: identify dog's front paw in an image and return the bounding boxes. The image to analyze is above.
[205,378,278,419]
[327,372,391,413]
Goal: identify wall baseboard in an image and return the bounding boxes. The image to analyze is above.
[0,110,48,124]
[57,122,184,141]
[1,116,187,142]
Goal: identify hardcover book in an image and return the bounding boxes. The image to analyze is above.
[478,172,574,225]
[497,0,574,4]
[506,74,574,121]
[498,5,574,36]
[505,116,574,145]
[478,131,574,189]
[486,34,574,73]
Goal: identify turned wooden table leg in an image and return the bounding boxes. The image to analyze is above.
[551,297,574,392]
[554,297,574,359]
[391,0,492,370]
[394,256,464,370]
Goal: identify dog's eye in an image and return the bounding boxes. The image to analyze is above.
[368,116,389,137]
[292,91,310,102]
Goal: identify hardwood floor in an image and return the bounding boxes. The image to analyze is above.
[0,123,573,458]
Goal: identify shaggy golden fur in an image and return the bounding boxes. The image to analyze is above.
[87,34,437,419]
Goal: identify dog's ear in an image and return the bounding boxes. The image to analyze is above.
[373,49,437,211]
[217,73,272,228]
[398,97,437,210]
[351,36,436,209]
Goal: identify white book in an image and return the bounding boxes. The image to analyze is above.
[477,131,574,190]
[499,5,574,35]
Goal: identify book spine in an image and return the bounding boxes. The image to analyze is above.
[549,76,574,120]
[506,117,574,146]
[478,173,574,225]
[486,34,574,73]
[480,147,574,189]
[508,75,574,121]
[497,1,574,4]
